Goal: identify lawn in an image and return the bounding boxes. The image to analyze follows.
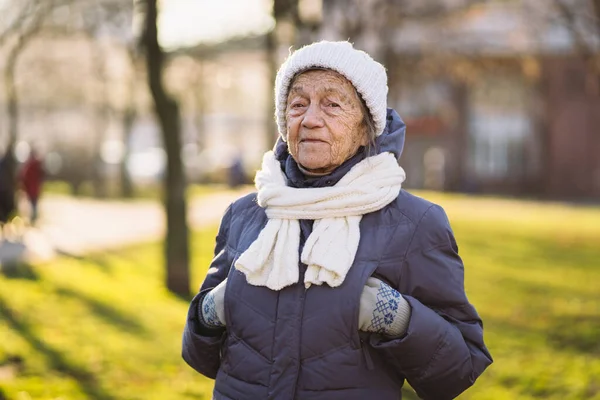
[0,191,599,399]
[43,181,235,201]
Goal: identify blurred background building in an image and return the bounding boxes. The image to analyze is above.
[0,0,598,200]
[320,0,600,199]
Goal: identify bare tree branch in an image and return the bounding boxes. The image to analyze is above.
[552,0,600,85]
[0,1,35,46]
[553,0,595,58]
[1,0,60,220]
[4,0,55,150]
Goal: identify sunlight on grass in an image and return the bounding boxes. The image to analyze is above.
[0,232,217,400]
[0,191,599,399]
[43,181,242,202]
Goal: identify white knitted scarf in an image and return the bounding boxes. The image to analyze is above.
[235,151,406,291]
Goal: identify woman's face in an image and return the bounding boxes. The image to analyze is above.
[286,69,367,174]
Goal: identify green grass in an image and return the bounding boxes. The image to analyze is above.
[43,181,239,201]
[0,231,218,400]
[1,191,600,399]
[411,191,600,400]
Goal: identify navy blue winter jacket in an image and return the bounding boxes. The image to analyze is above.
[182,109,493,399]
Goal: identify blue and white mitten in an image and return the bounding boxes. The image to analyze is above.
[198,279,227,328]
[358,277,411,337]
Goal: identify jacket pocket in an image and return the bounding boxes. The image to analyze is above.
[220,333,272,387]
[351,260,380,348]
[224,252,278,362]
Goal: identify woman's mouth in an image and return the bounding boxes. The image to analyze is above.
[300,138,326,143]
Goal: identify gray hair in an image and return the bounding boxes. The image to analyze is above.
[356,90,378,150]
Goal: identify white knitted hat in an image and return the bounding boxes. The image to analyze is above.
[275,40,388,141]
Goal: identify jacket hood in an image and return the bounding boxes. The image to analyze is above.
[272,108,406,188]
[373,108,405,160]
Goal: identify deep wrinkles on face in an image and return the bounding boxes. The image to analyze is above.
[285,70,367,173]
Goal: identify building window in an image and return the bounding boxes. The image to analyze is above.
[468,74,534,180]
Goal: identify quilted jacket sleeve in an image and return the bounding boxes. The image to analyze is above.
[369,204,493,400]
[182,205,233,379]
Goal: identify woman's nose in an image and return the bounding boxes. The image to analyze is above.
[301,104,324,129]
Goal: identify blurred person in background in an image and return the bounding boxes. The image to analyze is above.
[19,148,44,226]
[0,152,16,239]
[227,153,246,188]
[182,41,492,400]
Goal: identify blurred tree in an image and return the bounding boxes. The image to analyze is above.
[78,0,138,198]
[137,0,190,297]
[120,48,138,198]
[90,42,110,198]
[324,0,485,194]
[0,0,56,216]
[51,139,96,195]
[324,0,486,88]
[192,61,207,153]
[265,0,321,149]
[1,0,139,199]
[596,0,600,32]
[264,0,298,148]
[553,0,600,95]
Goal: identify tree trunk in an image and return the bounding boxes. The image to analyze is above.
[593,0,600,36]
[119,107,136,198]
[120,49,138,198]
[265,0,302,150]
[3,34,25,214]
[142,0,190,297]
[192,61,206,152]
[593,0,600,92]
[90,43,109,198]
[264,30,278,149]
[5,46,19,153]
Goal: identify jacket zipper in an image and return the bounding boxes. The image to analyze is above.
[292,286,308,399]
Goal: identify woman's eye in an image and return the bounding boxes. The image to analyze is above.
[328,102,340,108]
[291,103,305,108]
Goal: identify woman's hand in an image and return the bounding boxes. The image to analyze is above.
[358,277,411,337]
[200,279,227,328]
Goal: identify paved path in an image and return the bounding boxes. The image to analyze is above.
[0,187,253,264]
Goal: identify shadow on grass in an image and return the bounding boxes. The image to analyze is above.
[458,224,600,358]
[53,285,146,336]
[54,248,117,276]
[0,240,38,280]
[104,243,161,266]
[85,252,119,276]
[456,226,600,274]
[83,245,163,277]
[56,246,155,278]
[0,296,117,400]
[0,261,39,281]
[547,314,600,355]
[485,308,600,357]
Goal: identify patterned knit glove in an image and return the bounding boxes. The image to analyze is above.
[358,277,411,337]
[199,279,227,328]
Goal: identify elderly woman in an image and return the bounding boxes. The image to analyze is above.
[182,41,492,400]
